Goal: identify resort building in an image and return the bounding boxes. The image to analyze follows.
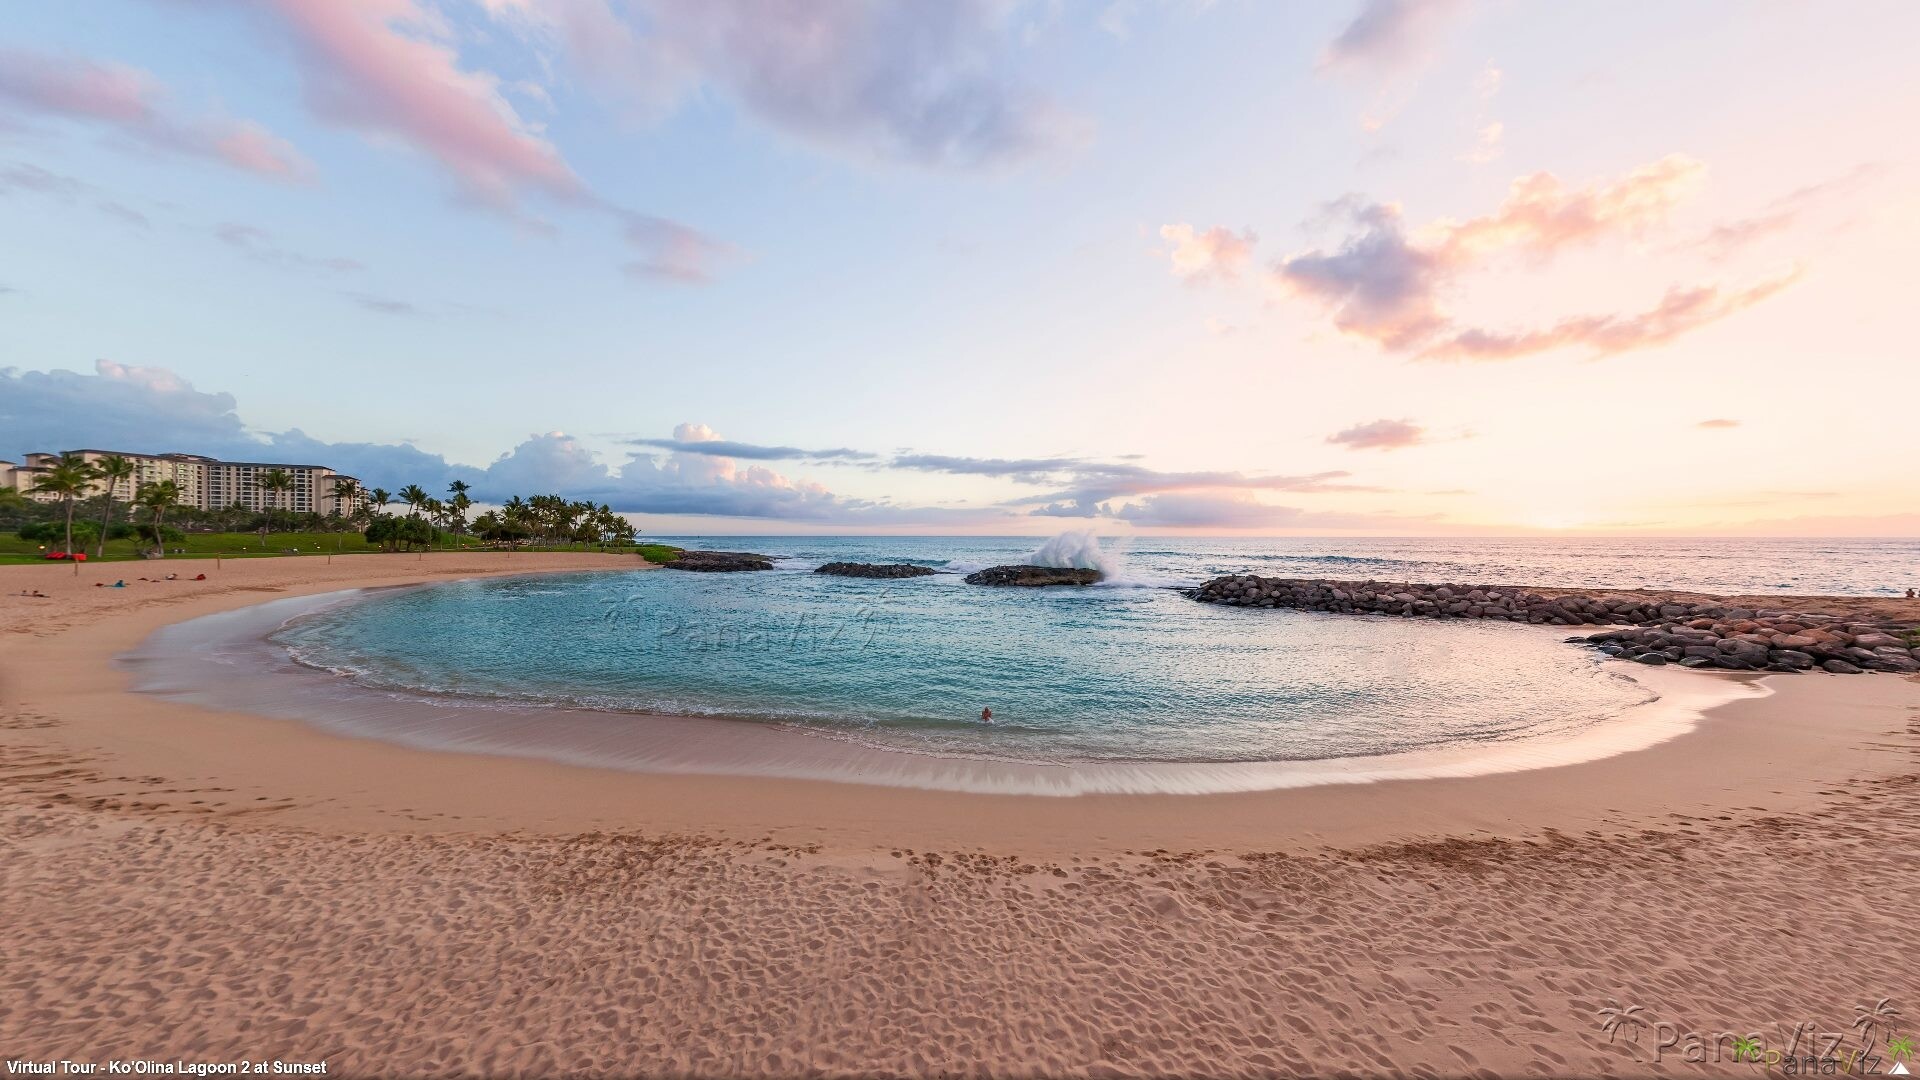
[3,449,367,516]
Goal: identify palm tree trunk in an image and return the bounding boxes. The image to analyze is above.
[97,491,116,559]
[63,498,77,556]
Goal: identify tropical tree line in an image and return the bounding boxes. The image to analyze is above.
[360,482,638,552]
[472,494,637,549]
[10,454,642,558]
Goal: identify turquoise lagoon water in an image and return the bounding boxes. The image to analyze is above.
[265,535,1914,767]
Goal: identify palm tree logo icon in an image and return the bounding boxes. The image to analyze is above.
[1888,1035,1914,1074]
[1598,1001,1649,1044]
[1858,999,1904,1047]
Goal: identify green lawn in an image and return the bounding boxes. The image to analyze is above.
[635,543,686,564]
[0,530,652,565]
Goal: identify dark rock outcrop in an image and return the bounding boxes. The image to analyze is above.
[665,550,775,572]
[1188,575,1920,675]
[815,562,941,579]
[965,565,1102,587]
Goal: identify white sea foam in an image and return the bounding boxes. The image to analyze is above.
[938,557,994,575]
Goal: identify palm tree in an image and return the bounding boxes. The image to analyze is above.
[1730,1036,1762,1062]
[370,487,393,515]
[91,454,136,559]
[254,468,295,542]
[1855,998,1901,1048]
[502,495,532,547]
[398,484,429,518]
[1889,1035,1914,1063]
[134,480,181,555]
[330,477,362,520]
[446,480,471,547]
[1598,1001,1648,1044]
[27,453,98,556]
[0,485,25,512]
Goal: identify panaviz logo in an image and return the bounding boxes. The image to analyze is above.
[1595,997,1910,1073]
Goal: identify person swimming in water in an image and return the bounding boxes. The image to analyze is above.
[980,707,994,725]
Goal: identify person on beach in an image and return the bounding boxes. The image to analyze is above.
[980,707,994,725]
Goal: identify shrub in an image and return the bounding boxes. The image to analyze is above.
[365,514,442,552]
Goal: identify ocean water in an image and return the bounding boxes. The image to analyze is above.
[266,533,1914,768]
[648,533,1919,596]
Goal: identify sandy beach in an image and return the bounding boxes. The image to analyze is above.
[4,553,1917,1077]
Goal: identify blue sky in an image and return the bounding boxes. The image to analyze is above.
[4,1,1916,534]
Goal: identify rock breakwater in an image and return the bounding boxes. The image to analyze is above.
[663,550,776,573]
[965,565,1102,587]
[1189,576,1920,674]
[815,562,941,579]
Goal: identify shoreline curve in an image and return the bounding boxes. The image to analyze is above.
[120,578,1760,797]
[2,552,1911,853]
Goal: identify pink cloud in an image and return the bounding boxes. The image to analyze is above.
[1270,200,1449,349]
[0,49,149,122]
[242,1,730,281]
[1158,223,1257,283]
[1418,273,1801,361]
[1695,163,1884,259]
[623,214,739,284]
[1267,155,1796,360]
[478,0,1075,169]
[1321,0,1466,72]
[0,47,309,179]
[1327,418,1427,450]
[1430,154,1705,260]
[253,0,581,209]
[213,123,309,180]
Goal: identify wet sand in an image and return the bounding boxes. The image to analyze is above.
[3,553,1916,1077]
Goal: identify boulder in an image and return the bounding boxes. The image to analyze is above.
[965,565,1102,587]
[1821,659,1864,675]
[814,562,940,579]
